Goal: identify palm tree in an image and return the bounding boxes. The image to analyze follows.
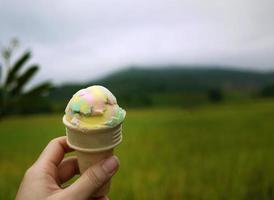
[0,39,52,117]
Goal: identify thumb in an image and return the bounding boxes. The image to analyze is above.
[62,155,119,200]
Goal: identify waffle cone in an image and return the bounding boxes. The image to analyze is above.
[63,116,122,197]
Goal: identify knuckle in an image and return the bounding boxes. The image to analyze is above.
[85,167,104,187]
[25,163,41,178]
[49,138,59,145]
[24,166,35,177]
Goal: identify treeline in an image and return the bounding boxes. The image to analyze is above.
[48,67,274,112]
[2,39,273,117]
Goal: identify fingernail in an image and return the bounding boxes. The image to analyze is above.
[102,156,119,174]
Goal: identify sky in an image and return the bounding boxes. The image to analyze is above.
[0,0,274,85]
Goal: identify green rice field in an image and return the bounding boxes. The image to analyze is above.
[1,100,274,199]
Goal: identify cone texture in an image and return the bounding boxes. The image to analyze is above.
[63,116,122,197]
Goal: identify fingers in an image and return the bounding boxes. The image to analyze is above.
[63,156,119,200]
[37,136,73,166]
[58,156,79,184]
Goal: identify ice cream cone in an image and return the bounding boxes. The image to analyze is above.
[63,116,123,197]
[62,85,126,197]
[75,150,113,196]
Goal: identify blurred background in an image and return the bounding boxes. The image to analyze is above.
[1,0,274,199]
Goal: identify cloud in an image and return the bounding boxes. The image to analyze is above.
[0,0,274,84]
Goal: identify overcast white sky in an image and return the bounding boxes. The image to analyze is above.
[0,0,274,85]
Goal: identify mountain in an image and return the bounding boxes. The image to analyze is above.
[49,67,274,109]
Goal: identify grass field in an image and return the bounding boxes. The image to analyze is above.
[1,100,274,199]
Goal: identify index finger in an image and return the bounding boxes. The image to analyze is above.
[37,136,74,166]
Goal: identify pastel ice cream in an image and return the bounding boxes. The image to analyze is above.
[65,85,126,129]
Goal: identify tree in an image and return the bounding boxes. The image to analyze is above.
[208,88,224,103]
[260,85,274,98]
[0,39,52,117]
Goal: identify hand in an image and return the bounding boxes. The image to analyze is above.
[15,136,119,200]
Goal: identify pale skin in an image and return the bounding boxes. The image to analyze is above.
[15,136,119,200]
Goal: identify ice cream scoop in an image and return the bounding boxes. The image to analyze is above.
[65,85,126,129]
[63,85,126,197]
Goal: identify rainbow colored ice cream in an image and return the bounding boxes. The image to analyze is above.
[65,85,126,129]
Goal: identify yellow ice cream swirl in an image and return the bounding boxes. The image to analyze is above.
[65,85,126,129]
